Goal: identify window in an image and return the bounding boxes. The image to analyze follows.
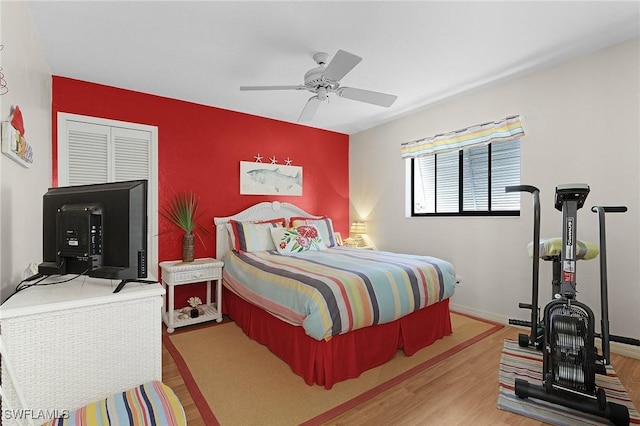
[412,138,521,216]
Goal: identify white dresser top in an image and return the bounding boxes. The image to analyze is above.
[0,275,164,319]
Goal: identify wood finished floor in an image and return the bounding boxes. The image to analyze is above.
[162,321,640,426]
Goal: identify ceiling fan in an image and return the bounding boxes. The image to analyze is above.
[240,50,398,122]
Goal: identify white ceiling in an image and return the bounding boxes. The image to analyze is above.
[26,1,640,135]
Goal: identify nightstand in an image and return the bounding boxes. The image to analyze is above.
[159,257,224,333]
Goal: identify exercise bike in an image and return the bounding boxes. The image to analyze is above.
[506,184,640,426]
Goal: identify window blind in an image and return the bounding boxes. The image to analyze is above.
[412,138,521,214]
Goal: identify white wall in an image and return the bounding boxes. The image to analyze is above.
[0,1,52,303]
[350,39,640,341]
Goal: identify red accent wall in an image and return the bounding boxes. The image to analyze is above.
[52,76,349,305]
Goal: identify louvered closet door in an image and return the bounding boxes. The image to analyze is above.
[113,127,151,182]
[64,121,110,186]
[61,121,151,186]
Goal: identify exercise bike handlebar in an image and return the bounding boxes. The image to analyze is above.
[591,206,627,214]
[506,185,541,348]
[592,204,630,363]
[506,185,540,194]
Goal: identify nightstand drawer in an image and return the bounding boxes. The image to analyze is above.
[159,258,224,285]
[173,267,220,283]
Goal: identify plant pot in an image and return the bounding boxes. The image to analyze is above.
[190,307,199,318]
[182,233,195,262]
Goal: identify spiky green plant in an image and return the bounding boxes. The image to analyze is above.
[160,191,210,246]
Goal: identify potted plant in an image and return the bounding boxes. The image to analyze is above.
[160,191,210,262]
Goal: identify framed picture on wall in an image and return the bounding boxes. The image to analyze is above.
[1,106,33,168]
[240,161,303,196]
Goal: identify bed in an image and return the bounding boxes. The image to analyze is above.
[214,201,456,389]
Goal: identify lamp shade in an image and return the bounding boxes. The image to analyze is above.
[350,221,367,235]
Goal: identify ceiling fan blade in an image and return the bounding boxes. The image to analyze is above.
[240,85,305,91]
[338,87,398,107]
[298,96,322,122]
[323,50,362,82]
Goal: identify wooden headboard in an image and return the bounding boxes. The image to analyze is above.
[213,201,322,260]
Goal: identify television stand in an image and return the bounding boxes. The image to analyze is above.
[114,279,158,293]
[0,277,164,418]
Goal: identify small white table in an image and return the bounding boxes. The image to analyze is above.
[159,257,224,333]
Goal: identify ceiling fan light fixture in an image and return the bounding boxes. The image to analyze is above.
[317,87,328,101]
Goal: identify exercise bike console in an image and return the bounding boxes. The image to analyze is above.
[554,183,590,211]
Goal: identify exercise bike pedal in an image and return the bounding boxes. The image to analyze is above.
[518,333,530,348]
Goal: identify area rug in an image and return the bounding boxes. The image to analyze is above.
[164,312,501,426]
[498,339,640,425]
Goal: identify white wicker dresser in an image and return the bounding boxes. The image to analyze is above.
[0,277,165,425]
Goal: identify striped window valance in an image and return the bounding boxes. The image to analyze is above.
[400,115,524,159]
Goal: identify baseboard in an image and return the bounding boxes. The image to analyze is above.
[449,303,508,325]
[449,302,640,360]
[610,341,640,359]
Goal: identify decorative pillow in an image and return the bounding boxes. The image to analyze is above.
[270,225,327,254]
[230,219,285,252]
[225,223,236,251]
[256,217,287,227]
[289,216,337,247]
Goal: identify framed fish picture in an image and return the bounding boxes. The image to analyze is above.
[240,161,303,196]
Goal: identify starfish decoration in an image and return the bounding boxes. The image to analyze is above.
[284,157,292,166]
[254,153,263,163]
[269,156,277,164]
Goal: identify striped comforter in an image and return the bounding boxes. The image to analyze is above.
[223,247,456,341]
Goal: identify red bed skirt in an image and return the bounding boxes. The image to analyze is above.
[222,285,452,389]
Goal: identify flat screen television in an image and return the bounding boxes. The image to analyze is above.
[38,179,154,292]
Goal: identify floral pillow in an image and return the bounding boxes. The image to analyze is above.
[289,216,337,247]
[270,225,327,254]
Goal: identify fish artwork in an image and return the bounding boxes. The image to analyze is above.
[246,167,301,192]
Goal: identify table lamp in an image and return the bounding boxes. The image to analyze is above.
[349,221,367,247]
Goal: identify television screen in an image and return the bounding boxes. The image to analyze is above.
[38,179,151,292]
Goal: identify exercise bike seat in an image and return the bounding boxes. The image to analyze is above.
[527,237,599,260]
